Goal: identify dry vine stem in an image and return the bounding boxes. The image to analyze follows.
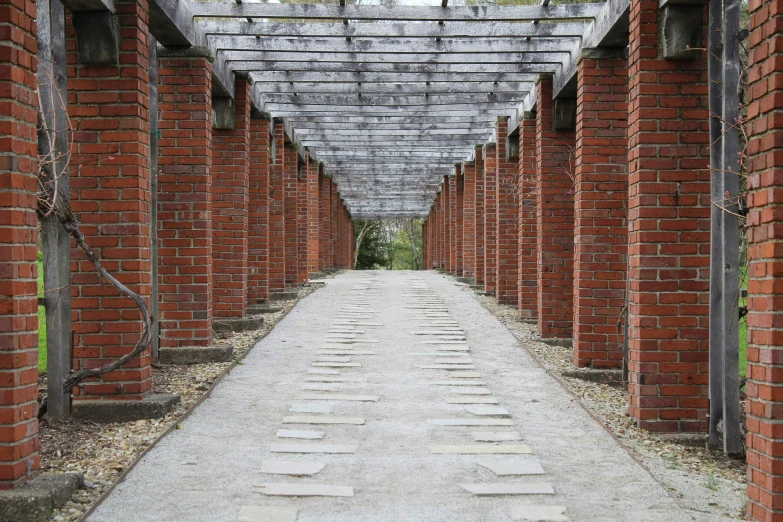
[36,76,153,418]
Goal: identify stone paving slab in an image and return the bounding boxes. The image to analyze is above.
[236,505,299,522]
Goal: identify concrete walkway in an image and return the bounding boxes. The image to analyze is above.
[89,271,689,522]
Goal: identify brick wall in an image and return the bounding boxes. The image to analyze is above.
[307,156,320,275]
[743,0,783,517]
[474,147,485,285]
[283,144,298,287]
[318,172,331,271]
[268,120,285,293]
[157,53,213,350]
[212,82,250,318]
[444,176,452,272]
[496,117,518,305]
[518,116,537,320]
[572,50,629,368]
[0,0,39,487]
[462,162,476,279]
[296,154,308,283]
[483,143,497,293]
[626,0,710,433]
[455,166,464,276]
[449,173,457,274]
[330,183,338,267]
[535,76,575,339]
[68,0,152,398]
[247,117,269,305]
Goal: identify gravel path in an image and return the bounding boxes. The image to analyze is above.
[88,270,692,522]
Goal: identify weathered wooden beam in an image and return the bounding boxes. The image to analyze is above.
[227,60,560,74]
[186,3,603,21]
[148,0,208,47]
[301,137,487,146]
[208,35,579,54]
[296,128,492,137]
[58,0,113,13]
[250,71,539,84]
[291,122,494,131]
[218,50,570,65]
[285,115,508,125]
[198,20,588,38]
[252,80,532,95]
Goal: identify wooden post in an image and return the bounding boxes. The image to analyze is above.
[149,38,159,362]
[37,0,71,418]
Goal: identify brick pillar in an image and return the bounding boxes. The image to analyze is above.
[747,0,783,516]
[434,193,442,268]
[573,48,629,368]
[496,117,519,305]
[69,0,152,398]
[296,155,308,284]
[448,173,457,274]
[463,162,476,280]
[475,147,485,285]
[268,120,285,293]
[283,144,298,287]
[307,156,320,276]
[212,81,250,318]
[0,0,39,486]
[455,165,464,276]
[626,0,710,432]
[422,219,429,269]
[518,115,537,321]
[318,171,330,270]
[483,143,497,294]
[536,76,576,339]
[248,116,270,305]
[443,176,451,272]
[331,183,338,267]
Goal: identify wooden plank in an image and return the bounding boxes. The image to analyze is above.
[186,3,604,21]
[199,20,588,38]
[296,129,492,137]
[37,0,72,418]
[250,71,539,84]
[253,81,532,95]
[220,50,570,64]
[227,60,560,74]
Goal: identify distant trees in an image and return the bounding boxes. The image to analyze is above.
[353,219,423,270]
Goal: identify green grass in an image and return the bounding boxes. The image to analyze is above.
[37,254,46,374]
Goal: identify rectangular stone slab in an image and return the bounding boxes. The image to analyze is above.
[282,416,365,425]
[449,371,482,378]
[465,405,510,417]
[236,505,299,522]
[448,388,492,395]
[417,365,476,370]
[431,380,486,386]
[307,368,340,375]
[422,341,467,345]
[459,483,554,496]
[479,462,546,476]
[326,334,357,338]
[434,359,474,364]
[289,402,331,413]
[260,459,326,475]
[428,419,514,426]
[304,377,366,383]
[508,505,568,521]
[411,331,465,335]
[445,397,499,404]
[408,352,467,357]
[297,394,379,402]
[311,362,362,367]
[270,443,357,454]
[356,322,384,326]
[317,351,376,355]
[300,385,337,391]
[253,483,354,497]
[428,444,532,454]
[276,429,324,439]
[472,431,523,442]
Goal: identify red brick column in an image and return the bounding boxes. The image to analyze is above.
[536,76,575,339]
[422,219,429,269]
[573,49,629,368]
[463,161,476,280]
[443,176,452,272]
[483,143,497,294]
[496,117,519,305]
[212,81,250,318]
[626,0,710,433]
[474,147,485,285]
[283,144,298,287]
[268,120,286,293]
[455,166,464,276]
[434,193,442,268]
[248,116,270,305]
[307,156,320,276]
[518,115,537,321]
[0,0,39,486]
[296,155,308,284]
[743,0,783,516]
[318,171,331,270]
[331,183,339,267]
[449,173,458,273]
[68,0,152,398]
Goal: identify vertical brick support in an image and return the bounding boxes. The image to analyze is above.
[422,218,429,269]
[0,0,39,486]
[474,147,485,285]
[268,120,285,293]
[626,1,710,432]
[455,166,464,276]
[157,52,212,351]
[307,156,320,275]
[463,162,476,280]
[434,193,442,268]
[496,117,519,305]
[483,143,497,294]
[212,82,250,319]
[535,76,576,339]
[573,49,629,368]
[318,171,331,270]
[442,176,451,272]
[744,0,783,517]
[247,116,269,305]
[330,182,338,267]
[68,0,152,398]
[283,144,298,287]
[518,115,538,321]
[448,173,457,274]
[296,155,308,283]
